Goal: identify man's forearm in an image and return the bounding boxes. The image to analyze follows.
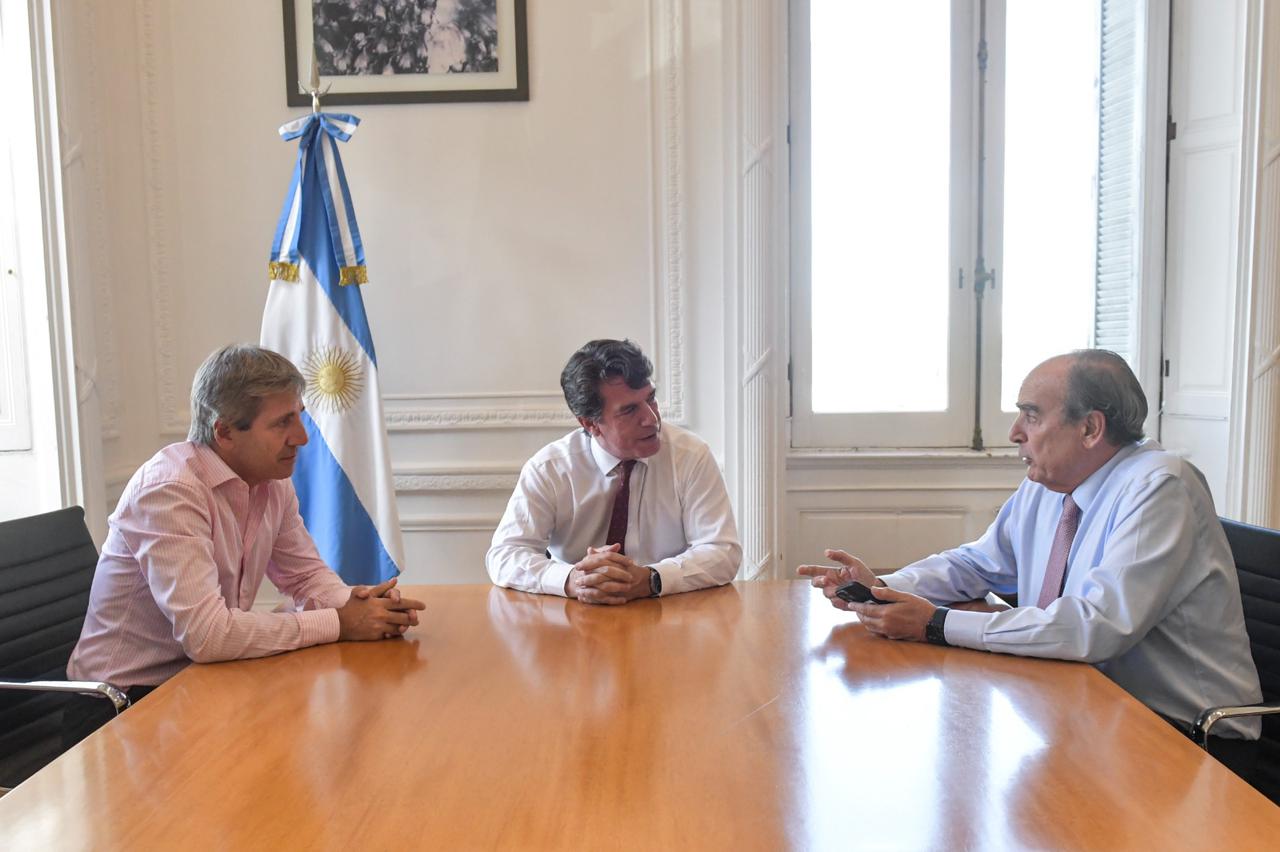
[650,542,740,595]
[487,545,573,596]
[171,603,341,663]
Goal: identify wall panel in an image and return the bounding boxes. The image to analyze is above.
[51,0,729,583]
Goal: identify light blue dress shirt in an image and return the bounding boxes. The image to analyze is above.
[883,439,1263,738]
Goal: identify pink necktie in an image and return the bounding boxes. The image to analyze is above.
[1036,495,1081,609]
[605,460,637,555]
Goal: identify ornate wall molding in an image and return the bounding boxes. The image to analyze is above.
[59,1,121,438]
[383,392,573,432]
[144,0,689,434]
[394,465,519,493]
[136,0,183,435]
[386,409,573,431]
[652,0,686,423]
[401,515,504,533]
[385,405,573,432]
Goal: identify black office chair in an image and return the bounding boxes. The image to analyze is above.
[1192,518,1280,802]
[0,506,127,792]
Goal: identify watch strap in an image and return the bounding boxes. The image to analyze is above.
[926,606,951,646]
[649,568,662,597]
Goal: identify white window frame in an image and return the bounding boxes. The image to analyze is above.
[789,0,1167,451]
[0,1,32,452]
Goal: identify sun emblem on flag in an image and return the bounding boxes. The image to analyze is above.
[301,346,364,413]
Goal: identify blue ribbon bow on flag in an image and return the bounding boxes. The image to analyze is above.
[261,111,404,585]
[270,112,367,287]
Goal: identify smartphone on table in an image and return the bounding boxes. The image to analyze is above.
[834,580,889,605]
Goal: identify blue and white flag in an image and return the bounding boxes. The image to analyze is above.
[261,111,404,585]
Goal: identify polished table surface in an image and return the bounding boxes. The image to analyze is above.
[3,581,1279,850]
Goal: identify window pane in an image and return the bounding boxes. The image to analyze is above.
[810,1,951,413]
[1001,2,1100,409]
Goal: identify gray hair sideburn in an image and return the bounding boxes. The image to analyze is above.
[188,344,305,445]
[1062,349,1147,446]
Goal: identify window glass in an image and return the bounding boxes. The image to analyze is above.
[810,1,952,413]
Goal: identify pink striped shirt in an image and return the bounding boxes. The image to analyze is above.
[68,442,350,687]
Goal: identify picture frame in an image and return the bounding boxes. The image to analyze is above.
[282,0,529,106]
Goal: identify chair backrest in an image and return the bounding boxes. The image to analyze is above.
[0,506,99,788]
[1221,517,1280,801]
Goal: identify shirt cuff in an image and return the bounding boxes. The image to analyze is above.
[649,560,683,595]
[940,608,995,651]
[299,607,341,646]
[878,572,917,595]
[541,560,574,597]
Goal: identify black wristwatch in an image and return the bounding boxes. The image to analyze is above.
[649,568,662,597]
[925,607,951,646]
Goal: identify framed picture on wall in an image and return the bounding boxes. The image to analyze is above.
[282,0,529,105]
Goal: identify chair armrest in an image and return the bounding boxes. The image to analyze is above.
[0,679,130,713]
[1191,702,1280,746]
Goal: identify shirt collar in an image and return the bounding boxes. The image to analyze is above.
[589,436,646,478]
[191,441,250,490]
[1070,439,1143,513]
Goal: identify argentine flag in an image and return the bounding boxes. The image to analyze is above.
[260,112,404,585]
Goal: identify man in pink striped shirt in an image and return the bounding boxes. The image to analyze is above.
[64,344,423,743]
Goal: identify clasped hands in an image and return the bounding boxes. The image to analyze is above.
[796,549,936,642]
[338,577,426,641]
[564,543,652,605]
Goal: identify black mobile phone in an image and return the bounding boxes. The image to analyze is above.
[835,580,888,605]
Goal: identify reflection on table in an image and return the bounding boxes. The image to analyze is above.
[1,582,1276,850]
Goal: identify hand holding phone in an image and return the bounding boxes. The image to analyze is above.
[835,580,889,605]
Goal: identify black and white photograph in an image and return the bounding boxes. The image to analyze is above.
[282,0,528,105]
[314,0,498,77]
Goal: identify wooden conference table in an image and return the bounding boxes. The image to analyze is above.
[3,581,1278,850]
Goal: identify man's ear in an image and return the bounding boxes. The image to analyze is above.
[578,416,599,437]
[212,419,234,448]
[1081,410,1108,449]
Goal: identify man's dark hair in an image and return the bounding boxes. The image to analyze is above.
[1062,349,1147,446]
[560,339,654,422]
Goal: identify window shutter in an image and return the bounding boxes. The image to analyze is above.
[1093,0,1143,361]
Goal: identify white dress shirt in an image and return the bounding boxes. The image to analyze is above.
[883,439,1263,738]
[486,424,741,596]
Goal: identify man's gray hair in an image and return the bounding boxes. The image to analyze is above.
[1062,349,1147,446]
[188,344,305,445]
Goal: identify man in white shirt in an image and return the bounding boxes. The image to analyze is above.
[799,350,1262,773]
[487,339,741,603]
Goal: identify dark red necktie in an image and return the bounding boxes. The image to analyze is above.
[605,460,637,555]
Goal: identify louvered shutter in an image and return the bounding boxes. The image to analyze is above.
[1093,0,1143,361]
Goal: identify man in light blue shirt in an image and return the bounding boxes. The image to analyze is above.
[800,350,1263,761]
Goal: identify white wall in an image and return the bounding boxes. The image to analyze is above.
[49,0,729,583]
[40,0,1279,585]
